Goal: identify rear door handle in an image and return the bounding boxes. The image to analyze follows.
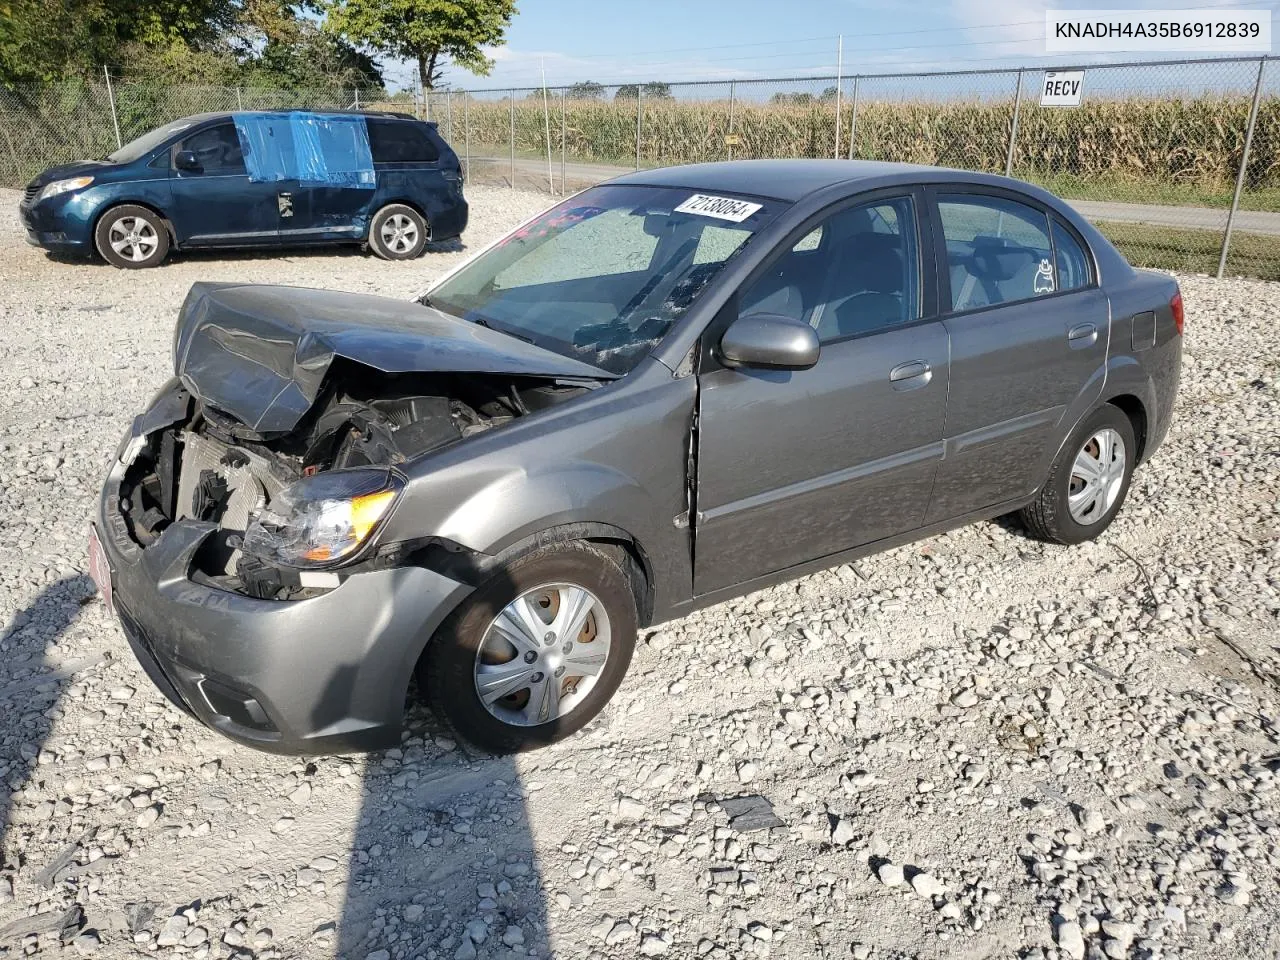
[889,360,932,390]
[1068,322,1098,348]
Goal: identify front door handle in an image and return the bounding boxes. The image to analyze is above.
[889,359,932,391]
[1068,322,1098,348]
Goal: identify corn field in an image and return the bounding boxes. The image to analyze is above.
[456,93,1280,196]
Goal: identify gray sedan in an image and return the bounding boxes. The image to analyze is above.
[92,160,1183,754]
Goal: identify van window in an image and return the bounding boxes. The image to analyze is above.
[367,119,440,163]
[176,123,246,175]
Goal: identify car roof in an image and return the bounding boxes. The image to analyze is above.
[180,109,426,125]
[608,159,1026,203]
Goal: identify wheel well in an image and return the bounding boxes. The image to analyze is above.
[93,201,176,249]
[406,524,656,700]
[1107,394,1148,461]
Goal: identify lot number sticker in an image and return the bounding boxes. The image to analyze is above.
[674,194,763,222]
[1040,71,1084,107]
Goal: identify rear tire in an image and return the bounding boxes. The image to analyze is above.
[94,205,169,269]
[421,541,638,754]
[368,204,428,260]
[1020,404,1136,545]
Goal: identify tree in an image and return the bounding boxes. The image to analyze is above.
[1,0,235,84]
[324,0,516,92]
[566,80,603,100]
[614,81,673,102]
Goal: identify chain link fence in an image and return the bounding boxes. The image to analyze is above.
[1,56,1277,279]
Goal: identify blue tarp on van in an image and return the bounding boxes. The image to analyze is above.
[233,112,376,189]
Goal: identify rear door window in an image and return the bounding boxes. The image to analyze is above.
[367,118,440,163]
[1051,219,1092,291]
[937,194,1055,311]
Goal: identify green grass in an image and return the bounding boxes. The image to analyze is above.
[1096,221,1280,281]
[1028,173,1280,214]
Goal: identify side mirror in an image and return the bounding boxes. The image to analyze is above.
[174,150,201,172]
[719,313,820,370]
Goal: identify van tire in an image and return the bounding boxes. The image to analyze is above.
[94,205,170,269]
[369,204,428,260]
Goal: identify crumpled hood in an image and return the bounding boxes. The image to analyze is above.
[173,282,614,434]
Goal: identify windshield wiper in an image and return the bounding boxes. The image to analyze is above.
[473,316,534,343]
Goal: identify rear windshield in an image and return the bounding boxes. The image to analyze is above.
[426,184,786,374]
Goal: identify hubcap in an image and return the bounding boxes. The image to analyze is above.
[380,213,419,254]
[1067,427,1126,525]
[107,216,158,262]
[474,583,611,727]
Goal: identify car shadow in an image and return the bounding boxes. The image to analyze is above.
[0,575,98,900]
[327,564,555,959]
[1,568,555,956]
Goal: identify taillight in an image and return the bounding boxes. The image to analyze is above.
[1170,290,1184,336]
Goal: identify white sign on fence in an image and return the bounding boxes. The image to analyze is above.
[1040,70,1085,107]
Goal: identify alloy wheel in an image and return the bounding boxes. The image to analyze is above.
[473,583,612,727]
[107,216,159,263]
[380,213,419,254]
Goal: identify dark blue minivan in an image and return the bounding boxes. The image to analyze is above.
[19,110,468,268]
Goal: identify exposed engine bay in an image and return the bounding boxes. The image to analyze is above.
[118,367,587,598]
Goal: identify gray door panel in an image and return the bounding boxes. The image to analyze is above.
[926,286,1108,521]
[694,321,950,594]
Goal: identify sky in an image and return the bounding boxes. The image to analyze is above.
[379,0,1280,92]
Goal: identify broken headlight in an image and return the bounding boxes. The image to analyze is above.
[241,468,403,568]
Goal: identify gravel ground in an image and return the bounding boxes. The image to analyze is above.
[1,183,1278,960]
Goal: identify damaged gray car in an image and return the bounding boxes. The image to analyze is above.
[91,160,1183,754]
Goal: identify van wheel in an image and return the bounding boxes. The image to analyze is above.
[94,205,169,268]
[1020,404,1136,545]
[369,204,428,260]
[421,541,637,754]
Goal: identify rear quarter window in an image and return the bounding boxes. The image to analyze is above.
[367,118,440,164]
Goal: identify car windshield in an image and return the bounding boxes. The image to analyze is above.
[425,184,785,375]
[106,117,201,164]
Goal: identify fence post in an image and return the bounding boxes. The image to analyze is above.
[463,94,470,181]
[103,66,122,150]
[542,82,553,194]
[354,88,360,109]
[635,87,643,171]
[1218,57,1266,279]
[727,80,736,161]
[236,86,243,110]
[1005,69,1023,177]
[847,76,859,160]
[834,35,843,159]
[446,90,452,142]
[509,89,516,189]
[560,91,567,196]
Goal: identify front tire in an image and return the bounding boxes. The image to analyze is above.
[368,204,428,260]
[94,205,169,268]
[1020,404,1136,545]
[422,542,638,754]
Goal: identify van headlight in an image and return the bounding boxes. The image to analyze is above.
[242,469,403,568]
[38,176,95,201]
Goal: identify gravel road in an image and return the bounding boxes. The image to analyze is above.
[1,183,1278,960]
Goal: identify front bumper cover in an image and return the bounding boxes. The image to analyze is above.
[96,440,474,755]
